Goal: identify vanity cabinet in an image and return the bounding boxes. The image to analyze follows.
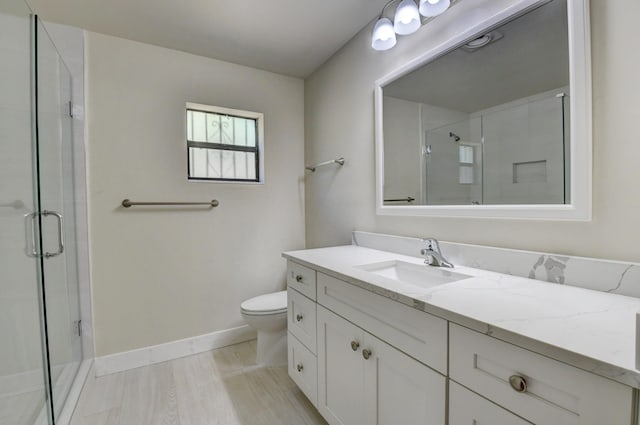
[317,305,445,425]
[285,259,637,425]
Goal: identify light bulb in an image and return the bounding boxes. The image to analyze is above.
[371,17,397,51]
[419,0,450,17]
[394,0,421,35]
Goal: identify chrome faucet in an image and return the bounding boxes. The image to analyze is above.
[421,238,454,268]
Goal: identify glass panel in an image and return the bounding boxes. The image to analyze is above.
[0,1,51,424]
[190,110,206,142]
[246,152,256,180]
[246,120,256,147]
[189,148,257,180]
[204,112,219,143]
[219,115,233,144]
[424,119,482,205]
[459,145,473,164]
[188,109,257,147]
[35,17,82,420]
[233,118,247,146]
[186,110,192,141]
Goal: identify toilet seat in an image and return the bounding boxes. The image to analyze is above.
[240,290,287,316]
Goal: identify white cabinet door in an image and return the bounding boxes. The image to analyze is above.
[449,381,532,425]
[317,305,366,425]
[318,305,446,425]
[288,332,318,407]
[363,332,446,425]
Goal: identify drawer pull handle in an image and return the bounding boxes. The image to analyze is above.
[509,375,527,393]
[362,349,372,360]
[296,363,304,372]
[295,275,303,283]
[350,341,360,351]
[296,314,304,322]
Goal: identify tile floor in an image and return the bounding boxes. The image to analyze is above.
[70,340,327,425]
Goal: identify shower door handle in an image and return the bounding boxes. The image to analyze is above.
[42,210,64,258]
[25,212,38,257]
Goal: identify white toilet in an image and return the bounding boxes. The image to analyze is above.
[240,290,288,366]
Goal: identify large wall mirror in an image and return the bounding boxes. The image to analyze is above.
[375,0,591,220]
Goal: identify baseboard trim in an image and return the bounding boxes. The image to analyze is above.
[94,325,256,376]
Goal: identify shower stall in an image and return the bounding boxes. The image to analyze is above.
[1,0,88,423]
[423,90,569,205]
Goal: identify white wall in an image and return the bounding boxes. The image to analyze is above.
[382,96,421,203]
[85,32,305,356]
[305,0,640,262]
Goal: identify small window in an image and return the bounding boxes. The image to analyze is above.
[458,144,474,185]
[186,102,263,182]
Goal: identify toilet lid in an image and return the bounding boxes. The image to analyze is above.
[241,290,287,315]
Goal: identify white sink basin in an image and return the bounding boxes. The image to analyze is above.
[356,260,471,289]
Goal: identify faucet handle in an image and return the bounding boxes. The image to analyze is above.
[422,238,440,252]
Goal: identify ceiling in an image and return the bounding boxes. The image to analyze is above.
[25,0,390,78]
[384,0,569,113]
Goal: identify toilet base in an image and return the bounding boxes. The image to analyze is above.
[256,329,287,366]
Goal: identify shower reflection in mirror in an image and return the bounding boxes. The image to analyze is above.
[381,0,570,206]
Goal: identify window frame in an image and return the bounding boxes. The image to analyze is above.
[186,102,264,183]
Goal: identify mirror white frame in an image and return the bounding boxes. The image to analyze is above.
[374,0,591,220]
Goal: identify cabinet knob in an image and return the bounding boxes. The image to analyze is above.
[296,363,304,372]
[509,375,527,393]
[295,274,303,283]
[362,349,372,360]
[296,314,304,322]
[350,341,360,351]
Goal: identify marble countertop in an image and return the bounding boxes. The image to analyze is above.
[283,245,640,389]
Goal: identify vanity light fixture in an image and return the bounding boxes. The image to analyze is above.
[372,0,454,51]
[419,0,451,18]
[394,0,421,35]
[372,17,397,51]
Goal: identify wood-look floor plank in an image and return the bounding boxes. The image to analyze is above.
[73,370,126,417]
[116,362,179,425]
[71,341,328,425]
[70,408,120,425]
[172,351,241,425]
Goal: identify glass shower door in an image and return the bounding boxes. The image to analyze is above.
[35,17,82,421]
[0,2,51,425]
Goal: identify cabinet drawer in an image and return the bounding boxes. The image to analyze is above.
[286,261,316,300]
[450,324,633,425]
[288,332,317,407]
[287,287,317,353]
[317,272,447,374]
[449,381,531,425]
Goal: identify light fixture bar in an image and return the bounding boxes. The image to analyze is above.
[371,0,459,51]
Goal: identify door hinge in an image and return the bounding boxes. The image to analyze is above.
[68,101,74,118]
[76,319,82,336]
